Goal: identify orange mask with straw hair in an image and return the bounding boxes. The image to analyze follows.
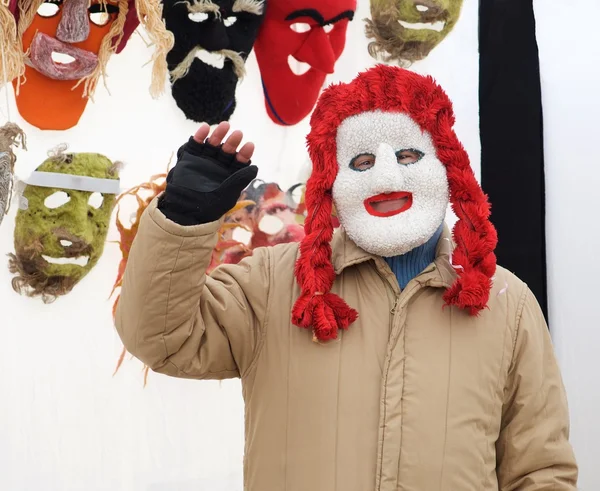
[14,0,120,130]
[3,0,173,131]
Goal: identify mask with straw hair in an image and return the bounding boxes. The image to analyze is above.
[0,0,174,130]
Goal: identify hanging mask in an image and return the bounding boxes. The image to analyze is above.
[4,0,172,131]
[365,0,464,64]
[9,148,121,302]
[210,179,306,268]
[163,0,267,124]
[0,123,27,227]
[254,0,356,126]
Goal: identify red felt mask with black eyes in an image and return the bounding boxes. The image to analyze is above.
[253,0,356,126]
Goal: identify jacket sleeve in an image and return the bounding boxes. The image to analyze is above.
[114,197,270,380]
[496,287,578,490]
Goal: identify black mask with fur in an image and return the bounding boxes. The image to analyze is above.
[162,0,267,124]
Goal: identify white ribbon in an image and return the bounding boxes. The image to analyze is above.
[12,171,121,211]
[24,171,121,194]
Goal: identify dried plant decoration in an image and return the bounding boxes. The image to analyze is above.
[0,122,26,226]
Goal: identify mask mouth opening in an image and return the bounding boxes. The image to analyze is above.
[287,55,311,76]
[364,192,413,217]
[398,19,446,32]
[51,52,76,65]
[195,49,226,69]
[42,231,93,268]
[42,255,90,267]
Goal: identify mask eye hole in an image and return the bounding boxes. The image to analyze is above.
[290,22,311,33]
[258,215,284,234]
[396,149,424,165]
[323,23,334,33]
[37,1,60,17]
[224,15,237,27]
[44,191,70,209]
[88,2,118,26]
[90,11,110,26]
[416,4,429,12]
[349,154,375,172]
[88,192,104,209]
[188,12,209,22]
[232,227,252,245]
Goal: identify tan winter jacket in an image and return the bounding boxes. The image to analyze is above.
[116,198,578,491]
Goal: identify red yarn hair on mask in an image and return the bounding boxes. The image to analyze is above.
[292,64,498,341]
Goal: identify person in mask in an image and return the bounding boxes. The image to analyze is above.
[115,65,578,491]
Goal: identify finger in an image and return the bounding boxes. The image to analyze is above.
[208,121,231,146]
[236,142,255,164]
[192,123,210,143]
[222,130,243,154]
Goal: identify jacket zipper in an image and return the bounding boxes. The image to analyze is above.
[390,297,400,315]
[372,263,402,491]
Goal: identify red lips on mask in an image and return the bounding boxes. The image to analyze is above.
[364,192,413,217]
[254,0,356,126]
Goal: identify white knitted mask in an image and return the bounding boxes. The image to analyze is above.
[333,110,449,257]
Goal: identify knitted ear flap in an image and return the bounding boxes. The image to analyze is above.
[291,136,358,341]
[434,110,498,314]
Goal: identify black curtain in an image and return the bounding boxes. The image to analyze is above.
[479,0,548,321]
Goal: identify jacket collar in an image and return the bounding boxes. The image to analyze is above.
[330,224,458,288]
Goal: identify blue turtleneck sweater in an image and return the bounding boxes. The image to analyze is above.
[383,224,443,289]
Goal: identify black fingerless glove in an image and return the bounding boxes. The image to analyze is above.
[159,136,258,225]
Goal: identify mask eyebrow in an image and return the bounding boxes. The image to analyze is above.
[285,8,325,25]
[326,10,354,24]
[232,0,264,15]
[176,0,221,16]
[285,8,355,26]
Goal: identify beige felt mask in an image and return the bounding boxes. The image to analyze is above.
[365,0,464,64]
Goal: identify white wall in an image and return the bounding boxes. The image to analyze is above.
[3,0,592,489]
[535,1,600,488]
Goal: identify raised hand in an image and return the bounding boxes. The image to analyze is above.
[194,121,255,164]
[159,122,259,226]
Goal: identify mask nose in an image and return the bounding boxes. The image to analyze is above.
[56,0,90,44]
[295,27,336,73]
[52,228,91,254]
[371,143,403,194]
[200,21,229,51]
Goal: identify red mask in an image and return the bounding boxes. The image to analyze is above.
[254,0,356,126]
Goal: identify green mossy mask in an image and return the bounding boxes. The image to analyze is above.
[365,0,464,64]
[9,150,120,302]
